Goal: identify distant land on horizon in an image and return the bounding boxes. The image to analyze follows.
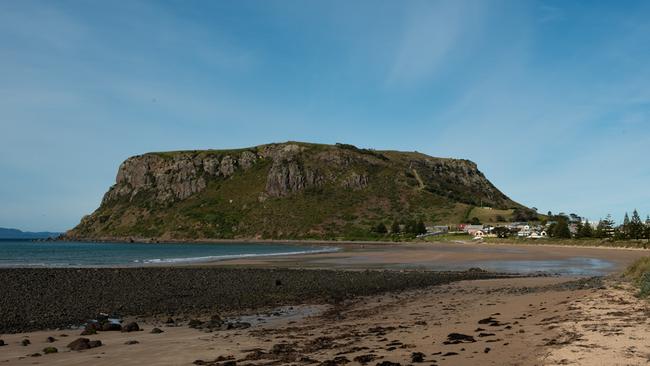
[65,141,539,242]
[0,227,61,240]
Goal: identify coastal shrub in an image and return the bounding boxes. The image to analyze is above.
[625,257,650,298]
[625,257,650,282]
[639,273,650,298]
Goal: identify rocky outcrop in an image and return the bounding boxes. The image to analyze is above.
[341,172,369,190]
[103,151,260,204]
[265,160,324,197]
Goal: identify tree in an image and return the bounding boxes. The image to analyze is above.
[415,219,427,235]
[552,218,571,239]
[495,215,506,222]
[373,222,387,234]
[493,226,510,238]
[574,221,584,238]
[391,220,400,234]
[404,220,414,234]
[629,210,644,239]
[569,213,582,223]
[547,211,553,217]
[513,208,538,222]
[622,212,631,239]
[470,217,481,225]
[595,214,615,238]
[579,220,593,238]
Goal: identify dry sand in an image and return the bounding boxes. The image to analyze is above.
[2,276,648,366]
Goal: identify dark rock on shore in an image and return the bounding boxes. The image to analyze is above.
[150,327,164,334]
[43,346,58,354]
[101,322,122,331]
[67,338,102,351]
[353,354,376,364]
[443,333,476,344]
[411,351,425,362]
[21,339,30,346]
[0,267,507,333]
[122,322,140,332]
[0,340,5,346]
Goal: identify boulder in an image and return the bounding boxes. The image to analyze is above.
[43,347,58,354]
[67,338,102,351]
[122,322,140,332]
[101,322,122,331]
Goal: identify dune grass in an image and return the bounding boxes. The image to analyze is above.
[625,257,650,298]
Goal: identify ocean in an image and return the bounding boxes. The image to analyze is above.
[0,240,338,267]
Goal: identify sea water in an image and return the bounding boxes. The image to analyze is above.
[0,240,339,267]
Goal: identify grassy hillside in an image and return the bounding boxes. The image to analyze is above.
[67,142,525,241]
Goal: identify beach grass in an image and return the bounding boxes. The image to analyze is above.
[625,256,650,298]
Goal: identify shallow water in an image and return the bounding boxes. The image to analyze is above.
[0,240,338,267]
[396,257,614,276]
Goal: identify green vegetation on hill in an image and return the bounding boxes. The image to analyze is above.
[67,142,525,241]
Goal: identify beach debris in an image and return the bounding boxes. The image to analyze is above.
[43,346,58,354]
[21,339,31,346]
[443,333,476,344]
[319,356,350,365]
[478,332,496,337]
[124,340,139,345]
[150,327,164,334]
[193,355,236,365]
[67,337,102,351]
[303,336,335,352]
[270,342,297,355]
[484,347,491,354]
[376,362,401,366]
[442,352,459,356]
[226,321,251,330]
[122,322,140,332]
[29,353,42,357]
[352,354,376,364]
[0,340,5,346]
[411,351,425,362]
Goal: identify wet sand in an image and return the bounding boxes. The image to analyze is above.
[207,241,646,275]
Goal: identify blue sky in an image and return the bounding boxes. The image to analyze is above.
[1,0,649,232]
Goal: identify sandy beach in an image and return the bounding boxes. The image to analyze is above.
[206,240,646,274]
[1,241,649,365]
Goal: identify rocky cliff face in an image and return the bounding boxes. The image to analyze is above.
[67,142,524,240]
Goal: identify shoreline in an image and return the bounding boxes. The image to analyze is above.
[58,235,650,251]
[0,267,512,334]
[4,239,645,274]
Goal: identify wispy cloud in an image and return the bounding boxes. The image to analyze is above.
[385,1,487,88]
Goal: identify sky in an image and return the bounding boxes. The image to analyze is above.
[1,0,649,232]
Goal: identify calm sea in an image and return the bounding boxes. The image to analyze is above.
[0,240,338,267]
